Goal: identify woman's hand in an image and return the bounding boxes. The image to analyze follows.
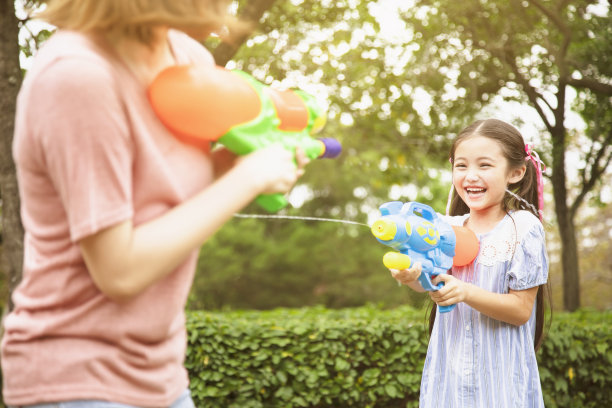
[236,145,310,194]
[429,274,472,307]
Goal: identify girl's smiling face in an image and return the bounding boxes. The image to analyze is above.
[452,135,525,216]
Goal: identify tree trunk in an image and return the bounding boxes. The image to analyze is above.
[560,214,580,311]
[213,0,277,66]
[550,123,581,311]
[0,0,24,312]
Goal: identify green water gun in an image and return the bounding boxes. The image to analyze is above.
[148,65,341,212]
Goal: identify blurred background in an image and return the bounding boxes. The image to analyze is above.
[1,0,610,314]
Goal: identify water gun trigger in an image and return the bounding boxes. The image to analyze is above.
[431,274,444,290]
[382,252,412,270]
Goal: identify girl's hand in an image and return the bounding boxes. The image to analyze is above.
[237,145,309,194]
[390,262,422,286]
[429,274,471,306]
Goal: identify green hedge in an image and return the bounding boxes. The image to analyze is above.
[538,309,611,407]
[186,306,611,407]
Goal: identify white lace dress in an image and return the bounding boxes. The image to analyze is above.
[419,210,549,408]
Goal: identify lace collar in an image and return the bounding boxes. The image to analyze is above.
[473,213,519,267]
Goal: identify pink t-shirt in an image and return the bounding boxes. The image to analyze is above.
[2,30,215,406]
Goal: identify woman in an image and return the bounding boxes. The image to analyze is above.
[1,1,308,406]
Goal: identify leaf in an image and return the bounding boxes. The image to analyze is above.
[334,357,351,371]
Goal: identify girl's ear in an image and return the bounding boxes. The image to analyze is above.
[509,164,527,184]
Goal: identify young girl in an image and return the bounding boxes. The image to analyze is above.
[1,1,309,407]
[391,119,550,407]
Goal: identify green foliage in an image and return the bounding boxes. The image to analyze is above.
[191,1,475,312]
[212,0,612,313]
[186,305,427,407]
[219,0,467,203]
[539,310,612,408]
[189,215,428,310]
[185,307,612,407]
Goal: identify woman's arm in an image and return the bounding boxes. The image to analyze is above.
[79,146,307,303]
[430,274,538,325]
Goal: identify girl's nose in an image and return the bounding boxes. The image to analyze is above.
[466,169,479,182]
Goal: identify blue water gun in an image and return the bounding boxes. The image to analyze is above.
[371,201,479,313]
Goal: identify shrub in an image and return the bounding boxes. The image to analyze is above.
[185,306,611,407]
[539,309,611,408]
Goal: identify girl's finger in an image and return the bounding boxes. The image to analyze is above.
[429,291,443,302]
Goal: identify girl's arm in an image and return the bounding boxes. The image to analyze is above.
[430,274,538,325]
[79,146,308,303]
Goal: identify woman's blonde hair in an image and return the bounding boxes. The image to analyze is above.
[38,0,244,44]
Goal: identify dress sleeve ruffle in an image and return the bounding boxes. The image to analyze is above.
[507,218,549,290]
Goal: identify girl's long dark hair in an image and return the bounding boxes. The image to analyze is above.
[428,119,551,351]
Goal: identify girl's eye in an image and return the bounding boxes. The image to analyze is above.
[454,163,466,169]
[480,163,492,168]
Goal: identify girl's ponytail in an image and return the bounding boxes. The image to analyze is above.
[508,144,545,221]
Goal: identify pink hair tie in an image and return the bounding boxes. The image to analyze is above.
[446,157,454,215]
[525,144,546,220]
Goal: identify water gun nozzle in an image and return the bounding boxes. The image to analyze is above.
[318,138,342,158]
[371,219,397,241]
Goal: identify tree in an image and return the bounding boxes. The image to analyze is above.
[577,198,612,310]
[192,0,611,311]
[220,0,465,209]
[212,0,278,66]
[0,0,25,312]
[188,0,461,310]
[394,0,612,311]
